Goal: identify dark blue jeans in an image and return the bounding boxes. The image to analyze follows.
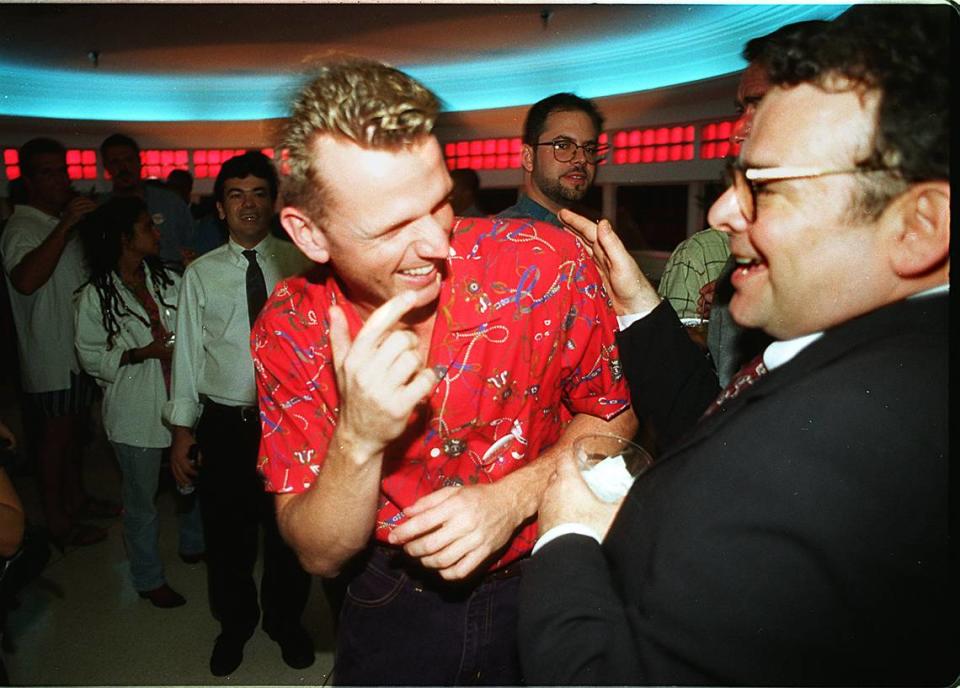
[334,545,525,686]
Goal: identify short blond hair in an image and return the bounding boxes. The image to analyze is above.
[282,57,440,222]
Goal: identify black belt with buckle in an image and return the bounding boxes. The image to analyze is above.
[371,543,526,587]
[203,399,260,424]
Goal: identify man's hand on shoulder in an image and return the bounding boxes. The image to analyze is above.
[559,208,661,316]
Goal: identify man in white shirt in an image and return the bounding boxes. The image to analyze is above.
[0,137,109,550]
[517,6,952,685]
[164,151,313,677]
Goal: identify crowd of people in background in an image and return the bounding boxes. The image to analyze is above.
[0,3,953,685]
[0,139,318,677]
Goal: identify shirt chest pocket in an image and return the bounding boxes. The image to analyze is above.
[461,417,528,475]
[202,301,241,343]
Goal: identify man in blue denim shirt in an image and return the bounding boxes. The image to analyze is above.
[497,93,605,227]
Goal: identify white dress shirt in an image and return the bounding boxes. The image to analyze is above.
[0,205,87,393]
[75,264,179,448]
[163,234,310,428]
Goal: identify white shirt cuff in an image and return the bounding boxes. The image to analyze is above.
[163,400,201,429]
[616,308,653,331]
[533,523,601,555]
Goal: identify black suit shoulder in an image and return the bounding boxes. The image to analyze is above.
[520,295,954,686]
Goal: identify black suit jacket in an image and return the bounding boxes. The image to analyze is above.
[615,301,720,452]
[519,294,954,686]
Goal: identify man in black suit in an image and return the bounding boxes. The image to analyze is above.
[518,6,954,686]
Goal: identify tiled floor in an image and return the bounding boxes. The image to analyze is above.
[1,384,337,685]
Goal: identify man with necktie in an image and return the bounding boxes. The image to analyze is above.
[165,151,314,677]
[518,5,953,685]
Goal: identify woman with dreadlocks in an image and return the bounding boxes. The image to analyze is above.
[74,196,203,608]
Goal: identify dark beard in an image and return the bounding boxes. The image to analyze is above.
[534,169,590,206]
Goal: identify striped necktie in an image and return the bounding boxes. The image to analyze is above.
[702,353,768,418]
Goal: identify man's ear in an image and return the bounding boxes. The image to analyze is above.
[280,206,330,264]
[885,181,950,278]
[216,201,226,221]
[521,143,535,174]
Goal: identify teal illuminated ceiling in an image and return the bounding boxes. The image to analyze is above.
[0,5,848,122]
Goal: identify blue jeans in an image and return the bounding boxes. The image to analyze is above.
[334,545,525,686]
[112,443,204,591]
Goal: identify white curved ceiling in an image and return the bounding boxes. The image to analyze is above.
[0,3,847,122]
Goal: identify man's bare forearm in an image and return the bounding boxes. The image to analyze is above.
[277,409,637,578]
[275,431,385,578]
[487,409,639,527]
[11,197,95,295]
[9,223,70,295]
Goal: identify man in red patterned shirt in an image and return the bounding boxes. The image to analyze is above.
[254,58,635,685]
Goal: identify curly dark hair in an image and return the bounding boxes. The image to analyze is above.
[76,197,176,349]
[762,4,949,205]
[743,20,828,74]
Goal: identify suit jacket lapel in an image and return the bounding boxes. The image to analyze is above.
[657,294,948,462]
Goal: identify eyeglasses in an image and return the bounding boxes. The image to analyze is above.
[535,138,608,164]
[729,162,893,222]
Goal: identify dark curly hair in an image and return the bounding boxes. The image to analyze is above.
[762,5,950,216]
[77,197,176,349]
[743,20,828,77]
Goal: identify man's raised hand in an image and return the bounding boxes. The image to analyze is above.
[328,290,439,461]
[559,208,661,316]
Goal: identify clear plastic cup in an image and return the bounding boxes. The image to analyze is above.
[573,433,653,502]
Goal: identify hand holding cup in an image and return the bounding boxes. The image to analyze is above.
[573,433,653,503]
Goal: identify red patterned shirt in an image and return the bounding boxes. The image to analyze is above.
[253,216,630,569]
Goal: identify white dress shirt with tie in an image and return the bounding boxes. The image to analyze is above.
[164,234,311,428]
